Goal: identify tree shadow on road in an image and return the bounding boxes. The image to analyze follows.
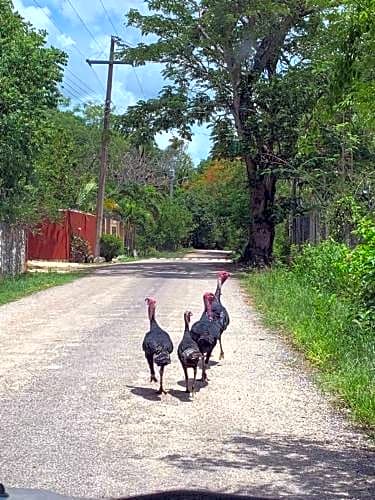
[117,491,276,500]
[161,432,374,499]
[94,261,235,281]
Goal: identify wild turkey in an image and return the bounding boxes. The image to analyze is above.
[212,270,230,359]
[190,292,221,382]
[178,311,202,395]
[142,297,173,395]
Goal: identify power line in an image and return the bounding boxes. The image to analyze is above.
[31,0,106,94]
[98,0,120,35]
[65,0,103,52]
[64,76,96,100]
[65,68,97,95]
[61,81,88,105]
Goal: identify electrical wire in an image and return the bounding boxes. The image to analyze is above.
[31,0,106,94]
[64,76,96,100]
[65,0,103,53]
[98,0,121,35]
[61,82,88,105]
[65,68,97,95]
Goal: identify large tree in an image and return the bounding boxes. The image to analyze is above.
[119,0,323,264]
[0,0,66,223]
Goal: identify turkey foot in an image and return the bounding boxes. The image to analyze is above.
[157,387,167,395]
[219,351,224,360]
[150,375,157,383]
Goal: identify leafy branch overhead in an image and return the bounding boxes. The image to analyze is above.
[119,0,320,152]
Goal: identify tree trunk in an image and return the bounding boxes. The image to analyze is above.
[0,223,27,276]
[242,168,276,267]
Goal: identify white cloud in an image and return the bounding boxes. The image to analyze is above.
[13,0,54,32]
[56,32,76,48]
[110,75,137,113]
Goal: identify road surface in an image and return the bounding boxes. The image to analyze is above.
[0,250,373,499]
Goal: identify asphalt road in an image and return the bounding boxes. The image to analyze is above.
[0,250,373,500]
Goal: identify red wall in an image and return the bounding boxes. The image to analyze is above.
[27,210,96,261]
[68,210,96,256]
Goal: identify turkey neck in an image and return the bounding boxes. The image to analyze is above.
[183,316,191,338]
[148,306,158,328]
[215,279,222,301]
[204,297,213,321]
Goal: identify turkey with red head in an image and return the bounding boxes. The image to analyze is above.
[142,297,173,395]
[178,311,202,395]
[212,270,230,360]
[190,292,221,382]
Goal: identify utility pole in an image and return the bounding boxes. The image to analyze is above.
[87,36,128,258]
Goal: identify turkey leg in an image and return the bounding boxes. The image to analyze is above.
[219,336,224,360]
[191,366,197,396]
[183,366,189,393]
[146,355,157,383]
[200,356,208,382]
[157,365,167,395]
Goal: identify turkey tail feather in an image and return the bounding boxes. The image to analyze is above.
[154,351,171,367]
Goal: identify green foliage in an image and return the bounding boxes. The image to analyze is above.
[100,234,124,262]
[348,216,375,326]
[243,269,375,428]
[292,240,350,295]
[0,0,66,222]
[153,198,193,251]
[181,159,249,251]
[291,216,375,329]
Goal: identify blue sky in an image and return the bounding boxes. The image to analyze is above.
[12,0,211,163]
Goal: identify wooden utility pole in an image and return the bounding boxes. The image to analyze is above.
[87,36,128,258]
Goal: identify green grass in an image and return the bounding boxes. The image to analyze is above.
[242,268,375,431]
[0,272,83,306]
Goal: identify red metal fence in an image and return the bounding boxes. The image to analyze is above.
[27,210,96,261]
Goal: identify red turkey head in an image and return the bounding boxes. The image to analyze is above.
[145,297,156,320]
[218,270,230,284]
[184,311,193,323]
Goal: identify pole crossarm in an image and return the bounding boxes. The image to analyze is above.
[86,60,128,65]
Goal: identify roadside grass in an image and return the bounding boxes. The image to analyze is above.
[0,272,83,306]
[242,268,375,430]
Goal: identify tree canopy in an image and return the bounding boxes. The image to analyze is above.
[0,0,66,222]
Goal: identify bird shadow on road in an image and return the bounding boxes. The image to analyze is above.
[168,388,193,402]
[176,379,207,393]
[126,385,162,402]
[161,432,374,499]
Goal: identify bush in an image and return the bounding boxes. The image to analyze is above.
[291,216,375,329]
[154,199,193,250]
[347,216,375,328]
[70,234,93,263]
[292,239,349,295]
[100,234,124,262]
